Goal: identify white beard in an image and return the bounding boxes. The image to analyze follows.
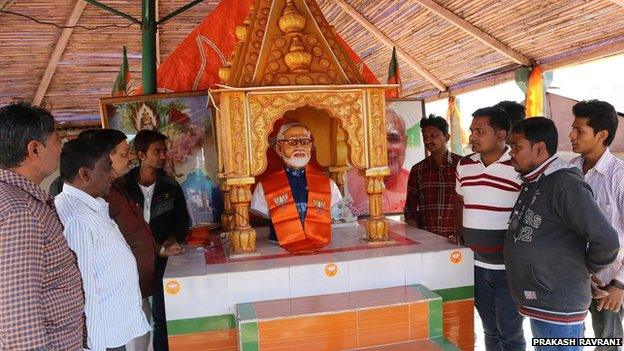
[283,153,311,169]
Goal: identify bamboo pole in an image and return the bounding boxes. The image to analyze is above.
[412,0,532,66]
[33,0,86,105]
[333,0,447,91]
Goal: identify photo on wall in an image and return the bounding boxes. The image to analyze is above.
[346,98,426,216]
[99,91,223,228]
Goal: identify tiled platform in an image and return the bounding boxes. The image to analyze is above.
[236,285,443,351]
[164,220,474,350]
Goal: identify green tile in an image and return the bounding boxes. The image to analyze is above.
[240,322,259,351]
[431,337,461,351]
[428,298,443,338]
[237,302,257,323]
[410,284,442,300]
[167,314,236,335]
[433,285,474,302]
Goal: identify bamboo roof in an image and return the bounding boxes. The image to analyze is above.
[1,0,623,125]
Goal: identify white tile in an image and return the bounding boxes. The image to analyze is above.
[420,248,474,290]
[289,261,349,298]
[405,253,423,285]
[164,274,229,320]
[227,267,290,313]
[348,255,406,291]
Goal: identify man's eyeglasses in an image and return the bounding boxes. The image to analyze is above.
[280,138,312,147]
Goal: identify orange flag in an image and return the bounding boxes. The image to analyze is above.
[525,66,544,117]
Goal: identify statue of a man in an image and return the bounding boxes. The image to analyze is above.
[250,122,342,253]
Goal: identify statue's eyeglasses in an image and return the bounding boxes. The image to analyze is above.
[280,138,312,147]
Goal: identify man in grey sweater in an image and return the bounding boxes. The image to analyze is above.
[506,117,619,350]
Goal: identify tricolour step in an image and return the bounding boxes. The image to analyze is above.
[236,284,447,351]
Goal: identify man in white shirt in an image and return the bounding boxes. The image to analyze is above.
[55,138,150,351]
[570,100,624,350]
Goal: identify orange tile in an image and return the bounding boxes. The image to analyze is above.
[258,311,357,351]
[350,286,425,309]
[359,339,443,351]
[254,293,352,319]
[443,300,474,351]
[409,301,429,340]
[168,329,237,351]
[357,305,410,347]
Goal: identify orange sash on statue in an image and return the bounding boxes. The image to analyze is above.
[262,167,332,254]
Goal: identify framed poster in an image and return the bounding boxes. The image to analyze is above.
[346,98,426,215]
[99,91,223,227]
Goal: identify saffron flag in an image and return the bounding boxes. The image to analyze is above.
[447,96,466,154]
[156,0,379,93]
[386,47,402,99]
[525,66,544,117]
[111,46,131,97]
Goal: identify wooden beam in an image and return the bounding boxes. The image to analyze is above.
[413,34,624,102]
[607,0,624,7]
[413,0,532,66]
[334,0,447,91]
[33,0,86,105]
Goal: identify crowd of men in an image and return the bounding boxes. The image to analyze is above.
[0,98,622,351]
[0,102,188,350]
[405,100,623,351]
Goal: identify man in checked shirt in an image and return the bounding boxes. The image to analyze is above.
[404,115,462,240]
[0,101,84,350]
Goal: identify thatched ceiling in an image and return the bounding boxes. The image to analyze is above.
[1,0,623,125]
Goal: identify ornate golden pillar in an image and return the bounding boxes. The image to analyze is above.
[364,169,390,242]
[228,179,257,254]
[219,180,234,231]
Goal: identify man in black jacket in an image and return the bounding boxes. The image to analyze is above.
[506,117,619,350]
[124,130,189,351]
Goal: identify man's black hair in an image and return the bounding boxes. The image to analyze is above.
[572,100,618,146]
[0,101,56,168]
[510,117,558,156]
[133,129,167,154]
[472,106,511,133]
[494,100,526,126]
[419,114,449,135]
[78,129,127,153]
[59,138,110,182]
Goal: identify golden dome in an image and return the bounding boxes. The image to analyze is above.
[235,25,247,41]
[278,0,306,34]
[284,36,311,72]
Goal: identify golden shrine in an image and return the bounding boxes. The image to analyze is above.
[211,0,394,254]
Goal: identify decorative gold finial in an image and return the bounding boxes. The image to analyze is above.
[235,25,248,41]
[284,35,312,72]
[278,0,306,34]
[218,60,232,82]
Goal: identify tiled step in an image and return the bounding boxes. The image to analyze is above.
[350,337,460,351]
[236,284,446,351]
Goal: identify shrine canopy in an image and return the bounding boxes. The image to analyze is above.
[1,0,624,124]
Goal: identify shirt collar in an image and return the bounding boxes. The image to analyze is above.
[579,148,614,176]
[471,145,512,164]
[285,166,305,177]
[522,155,558,183]
[62,183,109,213]
[0,169,52,205]
[427,150,454,166]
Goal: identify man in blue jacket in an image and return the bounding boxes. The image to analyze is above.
[506,117,619,350]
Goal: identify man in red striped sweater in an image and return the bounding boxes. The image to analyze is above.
[455,106,525,350]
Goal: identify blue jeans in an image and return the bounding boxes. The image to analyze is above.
[530,318,584,351]
[475,266,526,351]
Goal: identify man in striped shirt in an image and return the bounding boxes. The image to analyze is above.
[506,117,618,350]
[569,100,624,350]
[455,106,525,350]
[56,138,150,351]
